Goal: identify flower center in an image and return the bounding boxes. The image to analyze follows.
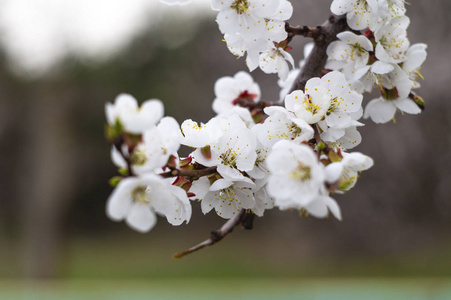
[131,148,147,166]
[303,94,321,115]
[132,186,149,204]
[288,123,303,139]
[290,162,311,182]
[255,148,268,166]
[231,0,249,14]
[191,123,203,131]
[388,0,405,17]
[350,42,366,59]
[327,97,343,115]
[220,148,238,167]
[219,187,235,202]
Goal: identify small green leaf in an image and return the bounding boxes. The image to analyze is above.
[109,176,122,187]
[118,167,128,176]
[105,119,123,141]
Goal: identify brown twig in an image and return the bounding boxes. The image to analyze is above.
[285,23,322,39]
[233,99,281,110]
[313,125,325,160]
[174,210,248,258]
[160,166,218,179]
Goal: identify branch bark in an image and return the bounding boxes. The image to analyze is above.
[174,210,249,258]
[290,15,350,93]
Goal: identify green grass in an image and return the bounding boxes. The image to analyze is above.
[61,235,451,279]
[2,232,451,279]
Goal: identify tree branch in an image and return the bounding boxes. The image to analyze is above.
[160,166,217,179]
[173,209,247,258]
[285,23,322,39]
[290,15,350,93]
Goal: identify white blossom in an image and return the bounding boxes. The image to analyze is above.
[284,86,331,125]
[402,43,427,89]
[364,96,420,124]
[326,31,373,79]
[110,145,127,169]
[106,174,191,232]
[325,151,374,191]
[354,61,412,97]
[267,141,324,207]
[259,46,294,80]
[247,141,270,180]
[212,71,261,114]
[181,117,223,148]
[304,190,342,220]
[105,93,164,134]
[131,117,183,175]
[215,0,293,72]
[334,126,363,149]
[383,0,406,19]
[189,114,257,183]
[287,71,364,146]
[252,180,275,217]
[201,179,256,219]
[213,0,283,39]
[254,106,314,147]
[374,16,410,64]
[331,0,384,31]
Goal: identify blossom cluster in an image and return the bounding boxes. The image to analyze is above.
[328,0,427,123]
[212,0,295,79]
[105,68,375,231]
[102,0,427,243]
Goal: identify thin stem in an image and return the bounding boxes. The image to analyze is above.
[313,125,323,160]
[234,99,281,110]
[113,141,134,176]
[174,210,247,258]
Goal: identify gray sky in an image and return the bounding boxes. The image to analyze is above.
[0,0,212,73]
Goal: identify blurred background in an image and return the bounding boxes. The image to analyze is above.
[0,0,450,298]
